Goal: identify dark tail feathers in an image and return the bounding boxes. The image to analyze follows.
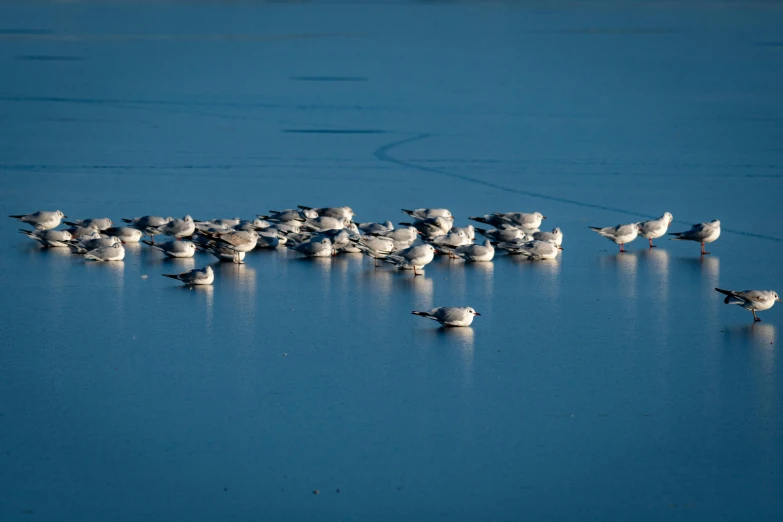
[162,274,179,280]
[9,215,23,219]
[411,311,429,317]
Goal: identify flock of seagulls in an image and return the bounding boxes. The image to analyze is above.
[9,207,779,324]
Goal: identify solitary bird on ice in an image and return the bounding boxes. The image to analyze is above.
[714,288,781,322]
[411,307,481,327]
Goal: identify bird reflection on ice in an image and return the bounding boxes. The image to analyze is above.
[393,271,434,311]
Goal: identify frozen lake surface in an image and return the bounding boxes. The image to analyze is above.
[1,1,782,520]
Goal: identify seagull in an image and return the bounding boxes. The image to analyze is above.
[351,235,395,266]
[63,217,113,231]
[399,216,452,239]
[451,224,475,240]
[715,288,781,322]
[194,238,246,263]
[471,212,545,230]
[427,229,471,252]
[401,208,453,220]
[298,205,354,221]
[163,266,214,286]
[411,306,481,327]
[383,244,436,275]
[439,239,495,262]
[589,223,639,252]
[155,215,195,240]
[532,228,564,247]
[498,239,559,260]
[475,227,529,243]
[19,229,73,247]
[199,229,258,263]
[302,216,348,232]
[357,220,394,235]
[372,226,418,244]
[102,227,144,243]
[638,212,673,248]
[122,216,173,241]
[82,243,125,262]
[63,224,101,240]
[67,236,121,254]
[9,210,66,230]
[141,240,197,258]
[290,237,333,258]
[669,220,720,255]
[259,209,314,222]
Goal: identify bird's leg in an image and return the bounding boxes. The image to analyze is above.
[649,238,655,248]
[619,243,625,253]
[701,242,709,255]
[413,266,420,276]
[374,258,378,268]
[753,310,761,322]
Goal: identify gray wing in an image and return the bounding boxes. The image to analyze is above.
[433,307,465,324]
[680,224,710,240]
[734,290,768,303]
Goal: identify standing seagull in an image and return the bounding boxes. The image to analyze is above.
[589,223,639,253]
[162,266,214,286]
[383,244,436,275]
[714,288,781,322]
[638,212,673,248]
[669,220,721,255]
[411,306,481,327]
[9,210,66,230]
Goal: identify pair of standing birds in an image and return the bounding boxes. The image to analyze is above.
[589,212,720,254]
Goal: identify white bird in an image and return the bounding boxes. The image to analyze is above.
[498,239,559,260]
[9,210,66,230]
[155,215,195,239]
[352,235,396,266]
[357,220,394,234]
[64,224,101,240]
[122,215,173,240]
[400,216,453,239]
[532,227,564,247]
[142,239,197,258]
[298,205,354,221]
[669,219,721,255]
[19,229,73,247]
[103,227,144,243]
[471,212,545,230]
[428,229,471,252]
[63,217,113,231]
[260,209,313,222]
[638,212,673,248]
[195,240,246,263]
[475,227,529,243]
[163,266,214,286]
[441,239,495,262]
[401,208,453,220]
[383,244,436,275]
[715,288,781,322]
[589,223,639,253]
[290,238,333,258]
[303,216,347,232]
[451,225,475,240]
[411,306,481,327]
[374,226,418,244]
[83,243,125,262]
[200,229,258,263]
[68,236,121,253]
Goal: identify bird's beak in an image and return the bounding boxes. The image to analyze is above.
[474,312,481,316]
[542,215,547,219]
[777,297,782,303]
[558,246,564,250]
[63,215,68,218]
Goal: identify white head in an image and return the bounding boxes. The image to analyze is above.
[773,291,781,303]
[663,212,673,223]
[553,227,562,235]
[302,209,318,219]
[205,266,214,275]
[426,244,436,252]
[710,220,721,227]
[62,231,73,241]
[465,307,481,316]
[384,221,393,228]
[110,236,122,245]
[320,238,332,246]
[186,242,196,252]
[183,215,193,222]
[55,210,66,218]
[483,239,492,247]
[534,212,546,220]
